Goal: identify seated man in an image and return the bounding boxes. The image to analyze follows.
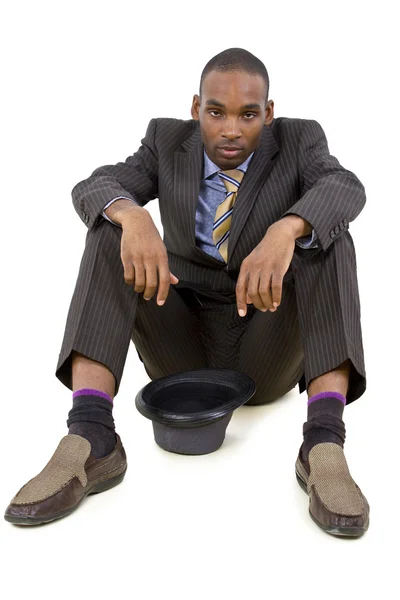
[4,47,369,536]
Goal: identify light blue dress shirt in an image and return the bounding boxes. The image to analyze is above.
[102,150,317,260]
[195,151,254,261]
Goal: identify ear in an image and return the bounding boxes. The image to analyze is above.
[191,94,200,120]
[264,100,274,126]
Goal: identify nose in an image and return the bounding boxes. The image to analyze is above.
[221,118,242,140]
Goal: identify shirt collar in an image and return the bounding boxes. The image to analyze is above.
[203,149,255,179]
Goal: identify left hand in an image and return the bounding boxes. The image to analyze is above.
[236,219,299,316]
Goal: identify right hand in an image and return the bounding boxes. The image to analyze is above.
[118,206,179,305]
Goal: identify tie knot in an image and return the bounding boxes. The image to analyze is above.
[218,169,244,193]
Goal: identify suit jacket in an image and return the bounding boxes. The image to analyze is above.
[72,117,366,301]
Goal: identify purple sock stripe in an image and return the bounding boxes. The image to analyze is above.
[307,391,346,406]
[73,388,113,404]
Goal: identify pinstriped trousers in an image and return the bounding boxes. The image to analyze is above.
[55,220,366,404]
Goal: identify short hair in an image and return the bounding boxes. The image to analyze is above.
[200,48,269,101]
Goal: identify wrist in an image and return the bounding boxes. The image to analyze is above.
[105,201,147,226]
[276,215,312,239]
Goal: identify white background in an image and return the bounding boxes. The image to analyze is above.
[1,1,398,598]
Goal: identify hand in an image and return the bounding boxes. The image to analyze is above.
[119,206,179,305]
[236,219,300,317]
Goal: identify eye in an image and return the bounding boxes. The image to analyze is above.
[243,113,256,119]
[209,110,221,117]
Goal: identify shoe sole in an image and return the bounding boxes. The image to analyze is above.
[4,468,127,526]
[295,464,368,538]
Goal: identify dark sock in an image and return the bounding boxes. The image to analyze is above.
[67,388,116,459]
[301,392,346,468]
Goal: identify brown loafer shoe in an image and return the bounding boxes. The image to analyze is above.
[295,442,369,537]
[4,433,127,526]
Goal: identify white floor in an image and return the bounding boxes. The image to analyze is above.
[1,2,399,598]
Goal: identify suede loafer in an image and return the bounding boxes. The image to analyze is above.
[4,433,127,525]
[295,442,369,537]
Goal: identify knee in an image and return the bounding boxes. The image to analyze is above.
[85,219,123,262]
[87,219,122,247]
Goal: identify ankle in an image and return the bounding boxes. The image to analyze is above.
[67,389,116,459]
[301,395,346,467]
[68,422,116,459]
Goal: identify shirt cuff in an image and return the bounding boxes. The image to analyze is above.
[102,196,137,227]
[295,229,318,249]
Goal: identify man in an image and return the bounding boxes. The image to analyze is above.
[4,48,369,536]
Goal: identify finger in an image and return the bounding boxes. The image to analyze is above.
[246,293,252,304]
[170,272,179,283]
[133,261,146,294]
[156,258,171,305]
[236,267,249,317]
[258,272,273,311]
[143,262,158,300]
[123,259,135,286]
[248,271,267,311]
[271,272,283,309]
[121,245,136,286]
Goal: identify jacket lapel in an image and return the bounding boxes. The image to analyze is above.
[173,124,203,252]
[227,124,279,261]
[174,123,227,266]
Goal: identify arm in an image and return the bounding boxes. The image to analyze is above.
[72,118,159,229]
[281,120,366,252]
[235,121,366,316]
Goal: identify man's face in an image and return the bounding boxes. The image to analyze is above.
[191,70,274,170]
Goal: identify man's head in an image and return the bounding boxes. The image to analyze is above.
[191,48,274,170]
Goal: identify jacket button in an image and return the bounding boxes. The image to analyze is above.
[335,225,340,235]
[330,230,335,239]
[339,222,345,231]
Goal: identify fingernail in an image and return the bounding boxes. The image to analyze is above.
[273,302,279,308]
[239,309,245,317]
[158,300,165,306]
[144,297,151,301]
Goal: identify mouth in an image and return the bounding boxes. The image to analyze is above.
[217,146,244,159]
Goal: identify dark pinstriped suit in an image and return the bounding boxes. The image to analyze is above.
[56,117,366,404]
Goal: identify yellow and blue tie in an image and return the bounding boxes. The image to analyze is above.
[213,169,244,262]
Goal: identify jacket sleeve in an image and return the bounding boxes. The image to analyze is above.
[282,119,366,252]
[71,118,159,229]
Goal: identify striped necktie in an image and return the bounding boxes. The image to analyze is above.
[213,169,245,262]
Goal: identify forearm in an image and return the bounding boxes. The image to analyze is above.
[72,118,159,229]
[284,119,366,251]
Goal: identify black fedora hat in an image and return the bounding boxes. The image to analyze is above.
[135,368,256,455]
